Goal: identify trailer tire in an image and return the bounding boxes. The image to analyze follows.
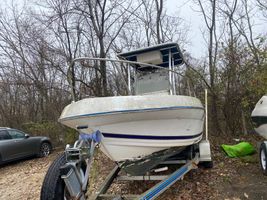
[260,142,267,175]
[186,144,197,160]
[40,153,66,200]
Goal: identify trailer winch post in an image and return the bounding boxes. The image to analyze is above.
[198,89,212,164]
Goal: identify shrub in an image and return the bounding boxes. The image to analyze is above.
[21,121,78,147]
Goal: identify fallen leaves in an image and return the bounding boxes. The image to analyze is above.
[0,134,267,200]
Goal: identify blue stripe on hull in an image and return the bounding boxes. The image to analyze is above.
[102,132,202,140]
[60,105,204,121]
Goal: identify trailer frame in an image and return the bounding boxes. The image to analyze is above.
[90,153,200,200]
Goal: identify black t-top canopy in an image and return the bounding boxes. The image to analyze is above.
[117,42,184,70]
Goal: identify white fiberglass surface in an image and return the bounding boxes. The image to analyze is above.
[99,134,203,161]
[60,108,204,133]
[59,95,203,121]
[261,148,266,170]
[252,96,267,117]
[255,124,267,139]
[96,118,203,136]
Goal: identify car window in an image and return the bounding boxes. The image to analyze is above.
[8,130,25,139]
[0,130,12,140]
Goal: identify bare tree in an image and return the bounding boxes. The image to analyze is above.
[232,0,261,66]
[257,0,267,18]
[155,0,163,43]
[0,4,71,126]
[72,0,138,96]
[38,0,84,101]
[196,0,223,134]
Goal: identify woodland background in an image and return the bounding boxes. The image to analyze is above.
[0,0,266,146]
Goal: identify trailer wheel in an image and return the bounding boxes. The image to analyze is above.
[40,153,66,200]
[186,144,197,160]
[260,142,267,175]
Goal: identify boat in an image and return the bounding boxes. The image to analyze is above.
[251,95,267,139]
[58,43,205,175]
[252,96,267,175]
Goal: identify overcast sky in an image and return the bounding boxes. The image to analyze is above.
[166,0,266,58]
[2,0,266,59]
[166,0,205,58]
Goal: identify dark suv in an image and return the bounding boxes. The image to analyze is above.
[0,127,52,164]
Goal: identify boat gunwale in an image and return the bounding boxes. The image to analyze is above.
[59,105,204,122]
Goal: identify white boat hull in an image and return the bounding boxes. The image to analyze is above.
[255,125,267,139]
[59,95,204,162]
[252,96,267,139]
[99,118,203,161]
[251,96,267,139]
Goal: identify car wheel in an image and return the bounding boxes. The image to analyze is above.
[40,153,66,200]
[260,142,267,175]
[39,142,51,157]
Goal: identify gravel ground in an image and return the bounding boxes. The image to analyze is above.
[0,134,267,200]
[0,151,62,200]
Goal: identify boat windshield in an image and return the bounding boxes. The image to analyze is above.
[134,69,169,95]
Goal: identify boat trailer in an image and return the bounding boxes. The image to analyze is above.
[40,89,212,200]
[90,153,200,200]
[58,129,211,200]
[52,126,211,200]
[56,117,212,200]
